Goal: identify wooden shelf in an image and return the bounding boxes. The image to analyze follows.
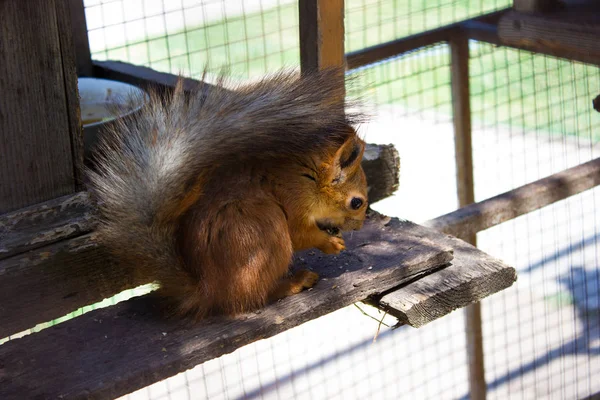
[0,211,516,400]
[499,2,600,64]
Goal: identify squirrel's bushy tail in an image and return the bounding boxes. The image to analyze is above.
[87,68,362,310]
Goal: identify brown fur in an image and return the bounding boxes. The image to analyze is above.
[87,68,368,320]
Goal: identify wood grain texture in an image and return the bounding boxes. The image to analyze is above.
[299,0,345,72]
[0,214,454,400]
[498,7,600,65]
[0,192,94,260]
[425,157,600,238]
[513,0,561,13]
[57,0,85,189]
[0,233,146,339]
[363,144,400,204]
[69,0,93,77]
[0,0,78,213]
[375,220,517,327]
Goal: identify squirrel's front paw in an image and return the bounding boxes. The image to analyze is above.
[319,236,346,255]
[293,269,319,290]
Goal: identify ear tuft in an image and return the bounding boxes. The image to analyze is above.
[339,143,361,169]
[323,130,365,184]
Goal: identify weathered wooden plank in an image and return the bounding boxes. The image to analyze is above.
[375,219,517,327]
[362,144,400,204]
[0,192,94,260]
[0,233,147,339]
[0,215,455,400]
[68,0,93,77]
[425,157,600,239]
[0,143,398,338]
[56,0,85,190]
[513,0,561,13]
[0,0,79,213]
[498,7,600,66]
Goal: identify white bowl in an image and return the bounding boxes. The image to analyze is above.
[78,77,146,158]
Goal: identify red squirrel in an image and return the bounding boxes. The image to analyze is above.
[88,68,368,319]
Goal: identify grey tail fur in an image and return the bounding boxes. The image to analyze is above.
[86,68,363,302]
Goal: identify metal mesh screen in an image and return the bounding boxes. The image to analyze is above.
[471,43,600,400]
[6,1,600,399]
[84,0,300,80]
[345,0,511,53]
[347,44,457,222]
[121,43,470,400]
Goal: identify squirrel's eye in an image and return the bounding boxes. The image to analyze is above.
[350,197,363,210]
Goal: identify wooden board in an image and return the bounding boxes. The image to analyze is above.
[362,144,400,204]
[0,233,146,339]
[0,0,80,213]
[498,7,600,65]
[68,0,93,77]
[0,144,398,339]
[0,214,455,400]
[426,157,600,239]
[0,192,94,260]
[375,219,517,327]
[513,0,561,13]
[299,0,345,73]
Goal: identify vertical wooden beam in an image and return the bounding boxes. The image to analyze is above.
[0,0,81,213]
[68,0,93,77]
[59,0,85,189]
[299,0,346,73]
[450,34,487,400]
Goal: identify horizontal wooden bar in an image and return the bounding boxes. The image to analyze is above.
[462,20,501,45]
[0,215,459,399]
[424,157,600,238]
[496,7,600,66]
[0,191,94,260]
[93,60,204,92]
[0,232,146,339]
[346,25,457,69]
[346,10,508,70]
[465,18,600,66]
[374,220,517,328]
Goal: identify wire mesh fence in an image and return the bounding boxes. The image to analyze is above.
[85,0,300,80]
[82,1,600,399]
[4,1,600,399]
[470,43,600,400]
[345,0,510,52]
[120,42,472,400]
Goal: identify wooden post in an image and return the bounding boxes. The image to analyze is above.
[0,0,82,213]
[450,34,487,400]
[68,0,94,77]
[299,0,345,73]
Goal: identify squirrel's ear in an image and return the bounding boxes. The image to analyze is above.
[327,132,365,184]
